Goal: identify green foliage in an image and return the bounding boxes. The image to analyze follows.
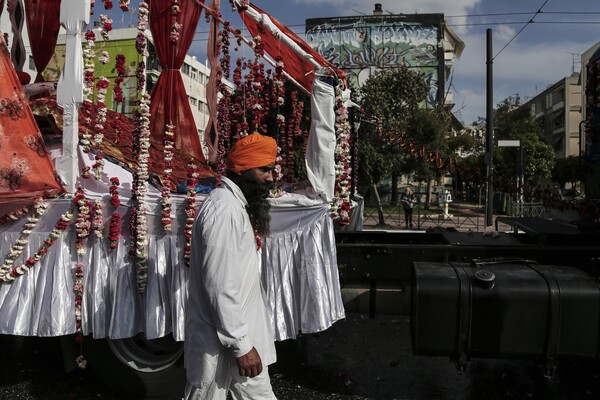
[552,155,583,187]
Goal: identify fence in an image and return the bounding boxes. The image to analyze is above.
[362,201,487,232]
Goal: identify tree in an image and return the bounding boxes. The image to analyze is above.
[492,96,555,194]
[357,66,428,224]
[552,155,583,190]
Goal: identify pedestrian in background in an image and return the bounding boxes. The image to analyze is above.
[400,187,416,229]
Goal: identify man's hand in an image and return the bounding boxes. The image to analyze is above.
[236,347,263,378]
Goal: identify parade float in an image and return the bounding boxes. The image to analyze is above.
[0,0,358,397]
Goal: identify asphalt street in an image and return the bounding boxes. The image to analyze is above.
[1,314,600,400]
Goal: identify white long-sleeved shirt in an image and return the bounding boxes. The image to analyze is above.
[184,176,276,388]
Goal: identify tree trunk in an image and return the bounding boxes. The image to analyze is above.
[371,183,386,226]
[391,173,399,204]
[425,180,432,210]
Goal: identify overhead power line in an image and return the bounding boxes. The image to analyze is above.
[493,0,550,60]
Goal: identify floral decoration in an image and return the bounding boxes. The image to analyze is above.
[0,198,48,281]
[331,87,353,225]
[73,261,84,347]
[73,188,92,256]
[171,0,181,16]
[170,22,182,45]
[0,204,32,225]
[103,0,113,10]
[184,162,199,267]
[94,77,109,146]
[99,14,113,41]
[98,50,109,65]
[161,123,175,231]
[108,213,121,250]
[93,154,104,180]
[81,30,97,152]
[81,165,91,179]
[118,0,130,12]
[92,200,103,238]
[136,2,149,57]
[0,208,74,283]
[113,53,126,105]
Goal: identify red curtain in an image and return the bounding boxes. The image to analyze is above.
[24,0,61,82]
[148,0,205,162]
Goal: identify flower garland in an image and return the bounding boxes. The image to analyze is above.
[332,87,353,225]
[103,0,113,10]
[170,22,182,44]
[184,162,199,267]
[99,14,113,41]
[73,261,85,346]
[81,165,91,179]
[0,208,73,283]
[81,30,97,152]
[0,198,48,280]
[161,123,175,232]
[93,154,104,180]
[171,0,181,16]
[73,188,92,256]
[98,50,109,65]
[113,53,126,105]
[0,204,31,225]
[92,200,103,238]
[130,2,150,294]
[108,177,121,250]
[94,77,109,147]
[118,0,129,12]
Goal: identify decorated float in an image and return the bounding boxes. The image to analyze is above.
[0,0,360,396]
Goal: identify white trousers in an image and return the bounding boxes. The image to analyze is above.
[184,351,277,400]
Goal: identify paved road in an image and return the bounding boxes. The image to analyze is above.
[2,314,600,400]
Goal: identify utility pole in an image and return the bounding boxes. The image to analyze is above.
[485,29,494,227]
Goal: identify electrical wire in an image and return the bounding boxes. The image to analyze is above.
[493,0,550,60]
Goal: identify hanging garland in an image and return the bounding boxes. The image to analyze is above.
[161,123,175,232]
[1,208,74,283]
[184,161,199,267]
[81,30,97,152]
[108,177,121,250]
[0,204,32,225]
[332,87,352,225]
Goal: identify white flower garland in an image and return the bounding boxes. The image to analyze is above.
[0,208,74,283]
[161,123,175,232]
[0,198,48,280]
[332,87,353,225]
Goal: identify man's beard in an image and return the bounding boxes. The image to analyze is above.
[231,171,272,237]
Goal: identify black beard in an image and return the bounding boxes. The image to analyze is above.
[229,171,272,237]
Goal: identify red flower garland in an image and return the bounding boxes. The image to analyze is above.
[184,162,199,267]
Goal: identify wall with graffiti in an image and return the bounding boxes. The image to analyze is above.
[306,15,444,107]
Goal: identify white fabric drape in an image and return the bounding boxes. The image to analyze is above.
[305,79,336,203]
[55,0,90,194]
[0,166,344,341]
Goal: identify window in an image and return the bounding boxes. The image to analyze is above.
[182,63,190,75]
[28,55,35,70]
[189,97,197,106]
[191,67,198,80]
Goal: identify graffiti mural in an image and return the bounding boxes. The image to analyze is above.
[306,17,443,107]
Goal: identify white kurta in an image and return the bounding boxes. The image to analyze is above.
[184,177,276,388]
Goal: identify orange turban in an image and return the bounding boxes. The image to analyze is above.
[225,132,278,172]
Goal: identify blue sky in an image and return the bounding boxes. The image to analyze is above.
[109,0,600,125]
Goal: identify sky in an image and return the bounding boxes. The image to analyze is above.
[109,0,600,125]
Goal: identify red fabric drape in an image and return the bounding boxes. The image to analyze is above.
[239,4,346,94]
[24,0,61,82]
[148,0,205,162]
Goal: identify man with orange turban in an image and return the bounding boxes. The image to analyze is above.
[185,132,279,400]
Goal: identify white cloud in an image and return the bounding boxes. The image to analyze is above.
[294,0,481,17]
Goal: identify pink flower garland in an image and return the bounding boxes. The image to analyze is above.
[0,208,74,283]
[184,162,199,267]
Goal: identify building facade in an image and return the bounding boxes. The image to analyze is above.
[523,74,582,159]
[304,3,464,110]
